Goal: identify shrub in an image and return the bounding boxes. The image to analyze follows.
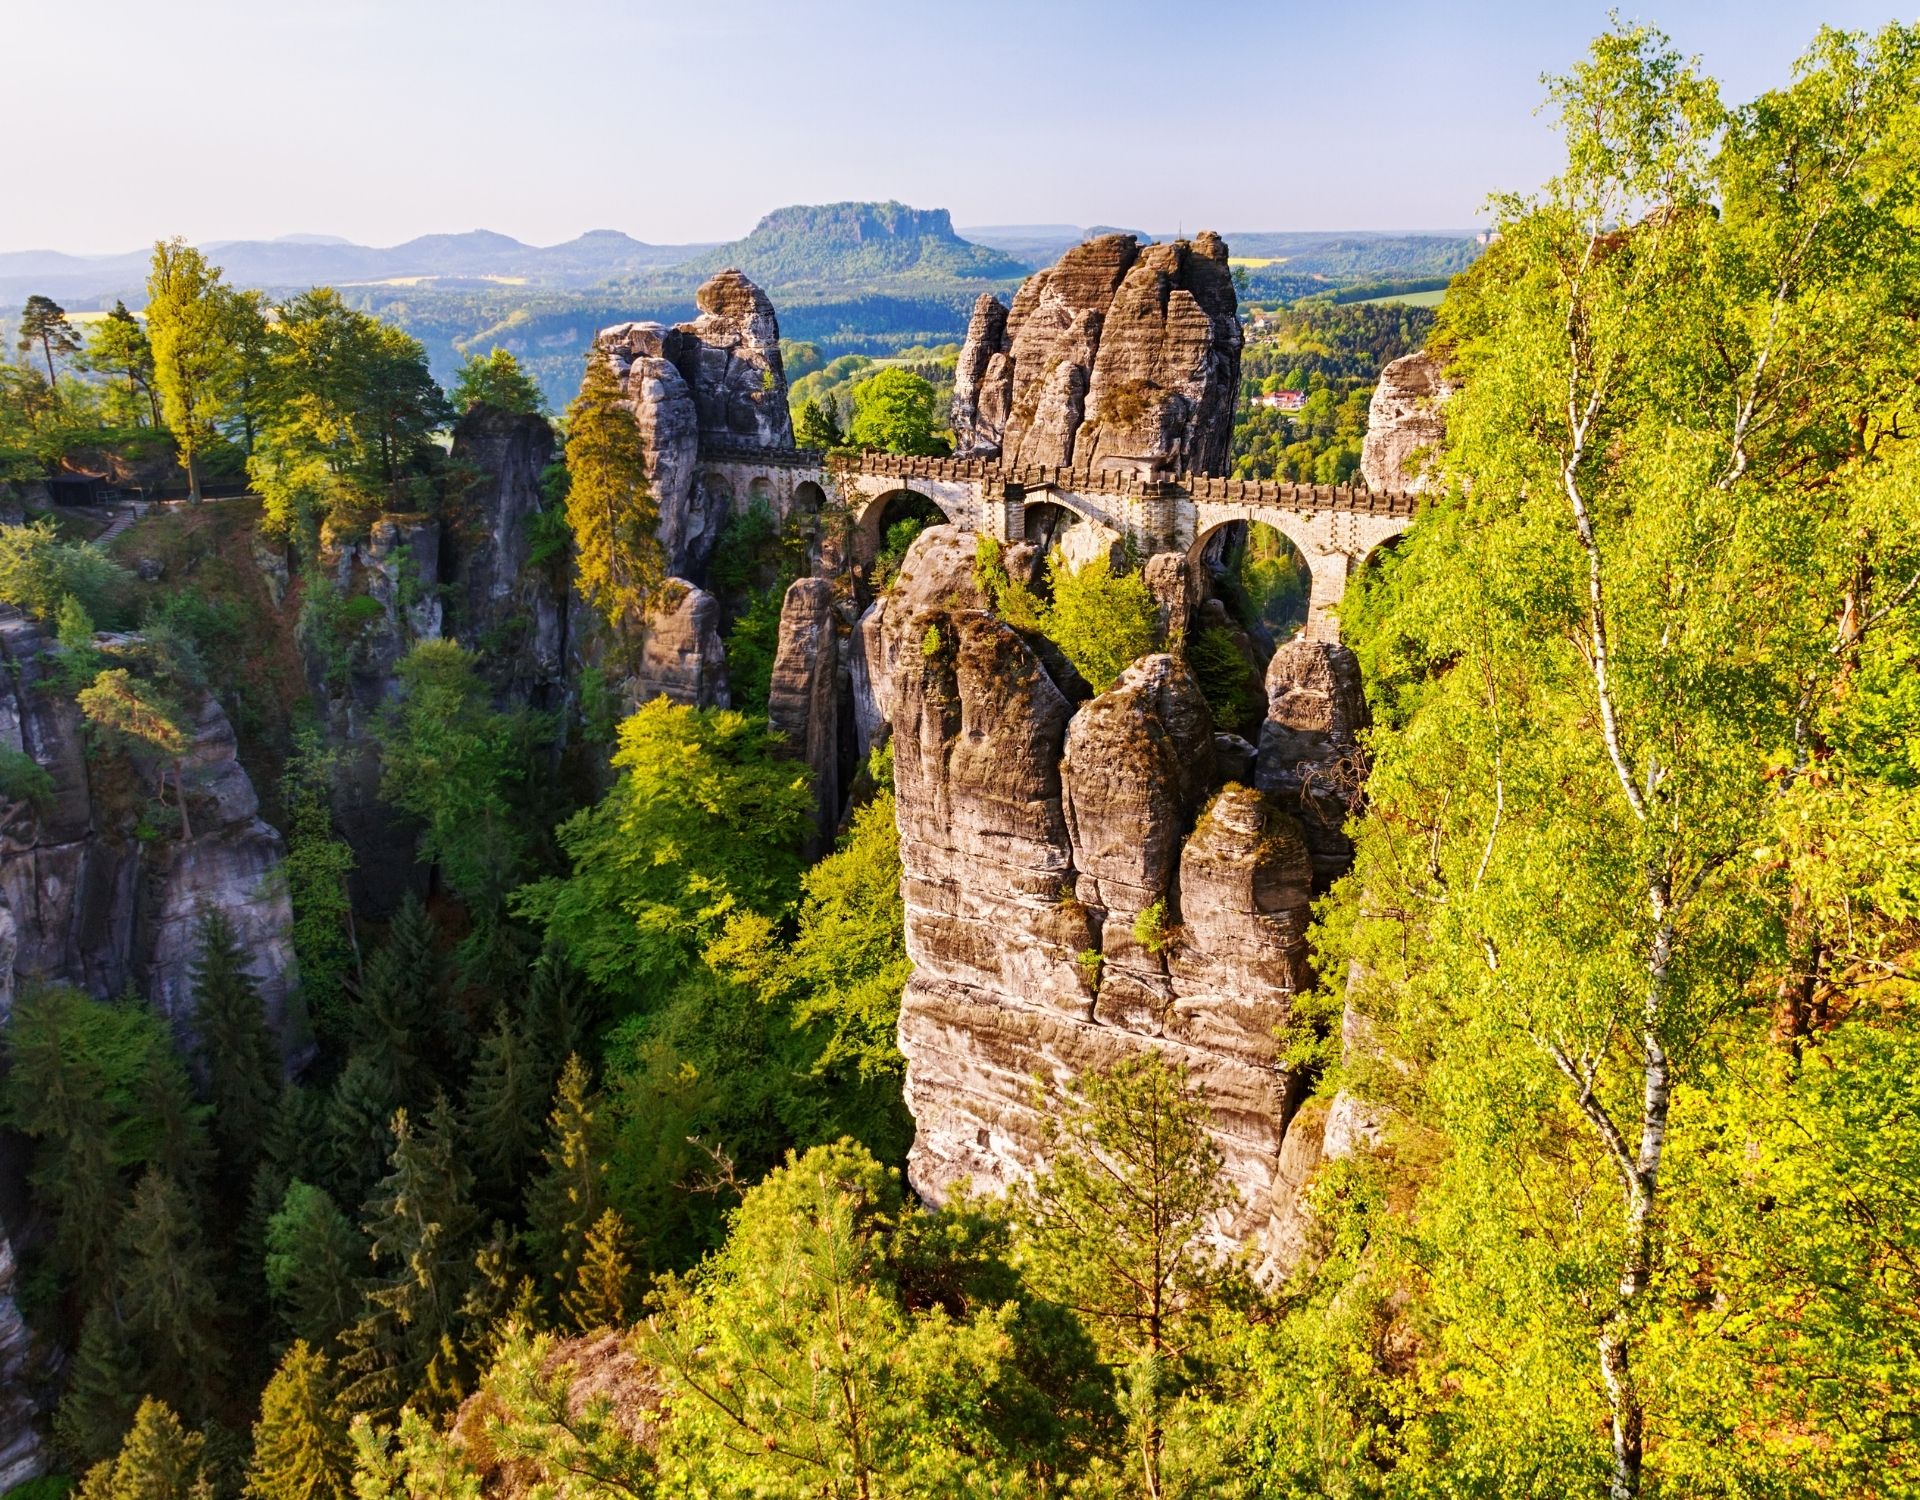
[1132,899,1174,955]
[0,519,133,626]
[1186,624,1262,730]
[1044,551,1157,690]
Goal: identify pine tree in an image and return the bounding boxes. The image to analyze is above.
[17,294,82,398]
[522,946,594,1081]
[246,1342,351,1500]
[76,1396,206,1500]
[323,1054,402,1212]
[53,1300,139,1468]
[524,1056,610,1313]
[337,1099,478,1420]
[458,1220,529,1368]
[263,1180,365,1355]
[562,349,663,635]
[132,1041,215,1202]
[562,1207,636,1332]
[243,1086,329,1288]
[191,908,281,1191]
[462,1003,547,1214]
[117,1170,225,1418]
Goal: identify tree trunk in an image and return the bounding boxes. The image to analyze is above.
[186,448,201,504]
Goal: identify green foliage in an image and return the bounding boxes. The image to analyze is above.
[146,239,237,499]
[54,1302,139,1468]
[1131,899,1173,955]
[18,295,82,393]
[0,744,55,818]
[792,393,844,449]
[448,348,545,416]
[116,1169,224,1417]
[873,512,934,589]
[0,518,132,625]
[1184,625,1260,732]
[523,1056,610,1317]
[644,1140,1096,1497]
[247,1342,353,1500]
[79,301,160,429]
[560,1206,636,1332]
[191,909,279,1191]
[280,731,357,1041]
[1042,551,1158,689]
[264,1181,364,1355]
[847,366,948,456]
[513,699,812,999]
[377,638,543,914]
[562,351,662,636]
[76,1397,206,1500]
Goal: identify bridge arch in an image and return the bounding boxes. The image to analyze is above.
[1187,517,1314,646]
[855,487,951,571]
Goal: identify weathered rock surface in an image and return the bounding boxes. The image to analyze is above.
[1255,639,1369,884]
[623,581,728,710]
[0,1225,43,1492]
[767,578,840,850]
[665,271,794,450]
[951,233,1242,477]
[597,271,792,583]
[448,405,571,705]
[0,610,298,1037]
[1360,350,1453,494]
[889,530,1320,1261]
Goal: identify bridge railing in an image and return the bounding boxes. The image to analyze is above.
[697,442,1421,517]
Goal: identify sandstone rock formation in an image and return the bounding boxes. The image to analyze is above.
[448,404,570,705]
[0,1226,43,1492]
[596,271,793,582]
[0,610,298,1036]
[1255,639,1369,885]
[1360,350,1453,494]
[623,581,728,711]
[887,529,1320,1258]
[950,233,1243,476]
[766,578,840,851]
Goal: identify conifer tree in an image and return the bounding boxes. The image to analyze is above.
[76,1396,206,1500]
[562,349,663,635]
[132,1041,215,1202]
[243,1085,329,1282]
[53,1300,139,1468]
[17,294,82,399]
[338,1100,478,1419]
[458,1221,531,1369]
[522,946,594,1081]
[341,906,432,1104]
[523,1057,609,1312]
[462,1003,547,1214]
[562,1207,636,1333]
[263,1180,365,1355]
[323,1053,402,1213]
[117,1169,224,1417]
[246,1341,351,1500]
[191,908,281,1191]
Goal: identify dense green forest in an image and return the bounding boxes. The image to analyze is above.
[0,18,1917,1499]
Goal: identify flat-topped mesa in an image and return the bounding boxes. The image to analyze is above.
[950,231,1243,478]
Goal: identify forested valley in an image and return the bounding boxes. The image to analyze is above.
[0,18,1916,1500]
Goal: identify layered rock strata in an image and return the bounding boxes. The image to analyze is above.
[766,578,841,851]
[0,610,297,1035]
[0,1226,41,1491]
[950,233,1242,476]
[597,271,793,581]
[448,405,571,705]
[1255,639,1369,885]
[889,528,1318,1256]
[1360,350,1453,494]
[623,582,729,711]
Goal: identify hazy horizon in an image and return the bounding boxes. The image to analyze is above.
[8,0,1912,256]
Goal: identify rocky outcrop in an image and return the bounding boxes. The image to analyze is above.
[950,233,1243,477]
[596,271,792,583]
[767,578,840,851]
[0,1226,43,1492]
[0,610,298,1037]
[1255,640,1369,885]
[665,271,793,450]
[1360,350,1453,494]
[623,582,728,711]
[889,530,1320,1259]
[448,405,570,705]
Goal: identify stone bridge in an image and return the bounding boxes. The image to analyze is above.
[697,444,1419,642]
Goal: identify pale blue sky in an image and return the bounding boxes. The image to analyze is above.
[9,0,1911,253]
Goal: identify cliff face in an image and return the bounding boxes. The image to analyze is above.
[950,232,1243,476]
[448,406,570,706]
[0,1226,41,1492]
[885,528,1321,1263]
[0,610,297,1034]
[1360,350,1453,494]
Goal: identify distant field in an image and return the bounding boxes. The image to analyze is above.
[1229,256,1290,268]
[1352,288,1447,308]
